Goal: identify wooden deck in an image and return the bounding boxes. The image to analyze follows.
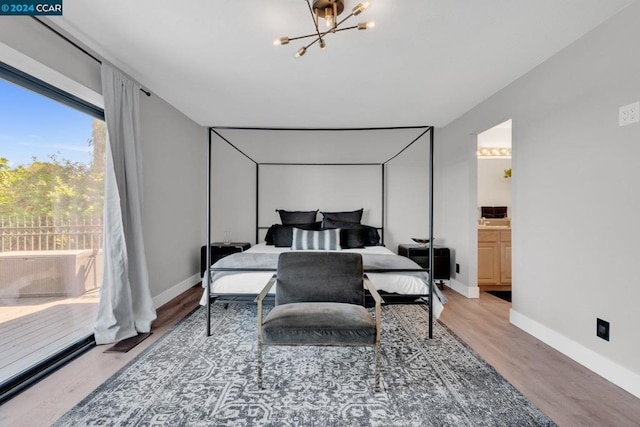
[0,290,99,383]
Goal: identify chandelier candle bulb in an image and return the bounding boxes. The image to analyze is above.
[353,2,370,15]
[325,6,336,28]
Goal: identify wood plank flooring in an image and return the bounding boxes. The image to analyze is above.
[1,285,639,426]
[439,290,640,427]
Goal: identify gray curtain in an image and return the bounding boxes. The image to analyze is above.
[94,62,156,345]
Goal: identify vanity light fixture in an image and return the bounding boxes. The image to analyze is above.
[477,147,512,158]
[274,0,375,58]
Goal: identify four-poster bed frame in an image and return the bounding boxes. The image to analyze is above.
[204,126,437,338]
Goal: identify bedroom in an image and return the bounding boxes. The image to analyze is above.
[1,0,640,424]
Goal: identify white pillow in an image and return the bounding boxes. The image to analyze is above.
[291,228,341,250]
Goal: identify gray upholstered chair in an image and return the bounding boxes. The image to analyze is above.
[256,251,384,392]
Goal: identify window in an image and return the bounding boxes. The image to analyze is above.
[0,62,105,402]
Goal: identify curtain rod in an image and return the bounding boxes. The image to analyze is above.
[31,17,151,97]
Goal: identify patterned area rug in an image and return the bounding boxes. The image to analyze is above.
[54,304,555,426]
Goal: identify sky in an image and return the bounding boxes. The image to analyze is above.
[0,78,97,167]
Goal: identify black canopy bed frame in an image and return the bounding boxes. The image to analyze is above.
[204,125,437,338]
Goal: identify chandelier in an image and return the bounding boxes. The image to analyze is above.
[274,0,374,58]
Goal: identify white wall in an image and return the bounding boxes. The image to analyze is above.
[140,96,207,304]
[437,3,640,397]
[1,19,207,306]
[210,133,257,245]
[258,164,383,226]
[386,135,431,252]
[477,157,512,213]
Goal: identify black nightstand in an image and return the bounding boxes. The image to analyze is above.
[398,244,451,281]
[200,242,251,277]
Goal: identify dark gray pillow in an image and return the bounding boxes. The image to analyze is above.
[361,225,381,246]
[322,219,380,246]
[265,222,322,246]
[321,209,363,224]
[278,209,318,225]
[340,227,367,249]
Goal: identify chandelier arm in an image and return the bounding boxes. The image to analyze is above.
[335,11,357,28]
[301,25,359,50]
[303,35,322,50]
[288,24,359,47]
[305,0,325,43]
[288,31,330,43]
[329,25,358,33]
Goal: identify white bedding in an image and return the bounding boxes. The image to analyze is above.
[200,243,444,318]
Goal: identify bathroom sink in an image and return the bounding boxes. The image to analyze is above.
[479,219,511,227]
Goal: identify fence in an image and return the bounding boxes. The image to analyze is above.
[0,216,103,252]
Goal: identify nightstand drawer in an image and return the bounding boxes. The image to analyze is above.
[398,244,451,281]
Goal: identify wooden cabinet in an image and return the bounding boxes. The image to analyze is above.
[478,229,511,285]
[500,231,511,284]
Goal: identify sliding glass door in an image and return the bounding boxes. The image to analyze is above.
[0,71,104,398]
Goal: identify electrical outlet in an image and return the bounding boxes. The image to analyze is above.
[455,263,460,274]
[596,318,610,341]
[619,102,640,126]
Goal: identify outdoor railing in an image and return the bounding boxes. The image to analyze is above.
[0,216,103,252]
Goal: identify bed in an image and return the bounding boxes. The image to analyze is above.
[201,242,445,313]
[201,212,446,338]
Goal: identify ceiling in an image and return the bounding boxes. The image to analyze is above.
[52,0,635,129]
[477,119,511,149]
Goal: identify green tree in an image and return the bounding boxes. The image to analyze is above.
[89,119,106,175]
[0,157,10,208]
[0,119,106,220]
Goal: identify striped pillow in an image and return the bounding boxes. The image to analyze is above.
[291,228,341,250]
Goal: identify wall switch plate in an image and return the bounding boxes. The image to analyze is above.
[597,318,610,341]
[619,102,640,126]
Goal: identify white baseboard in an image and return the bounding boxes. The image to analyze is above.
[510,308,640,399]
[152,273,201,309]
[444,279,480,298]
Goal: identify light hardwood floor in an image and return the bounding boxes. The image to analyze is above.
[439,290,640,426]
[1,286,639,426]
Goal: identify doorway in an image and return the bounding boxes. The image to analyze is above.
[476,120,512,301]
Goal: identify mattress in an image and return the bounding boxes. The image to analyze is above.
[201,243,444,318]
